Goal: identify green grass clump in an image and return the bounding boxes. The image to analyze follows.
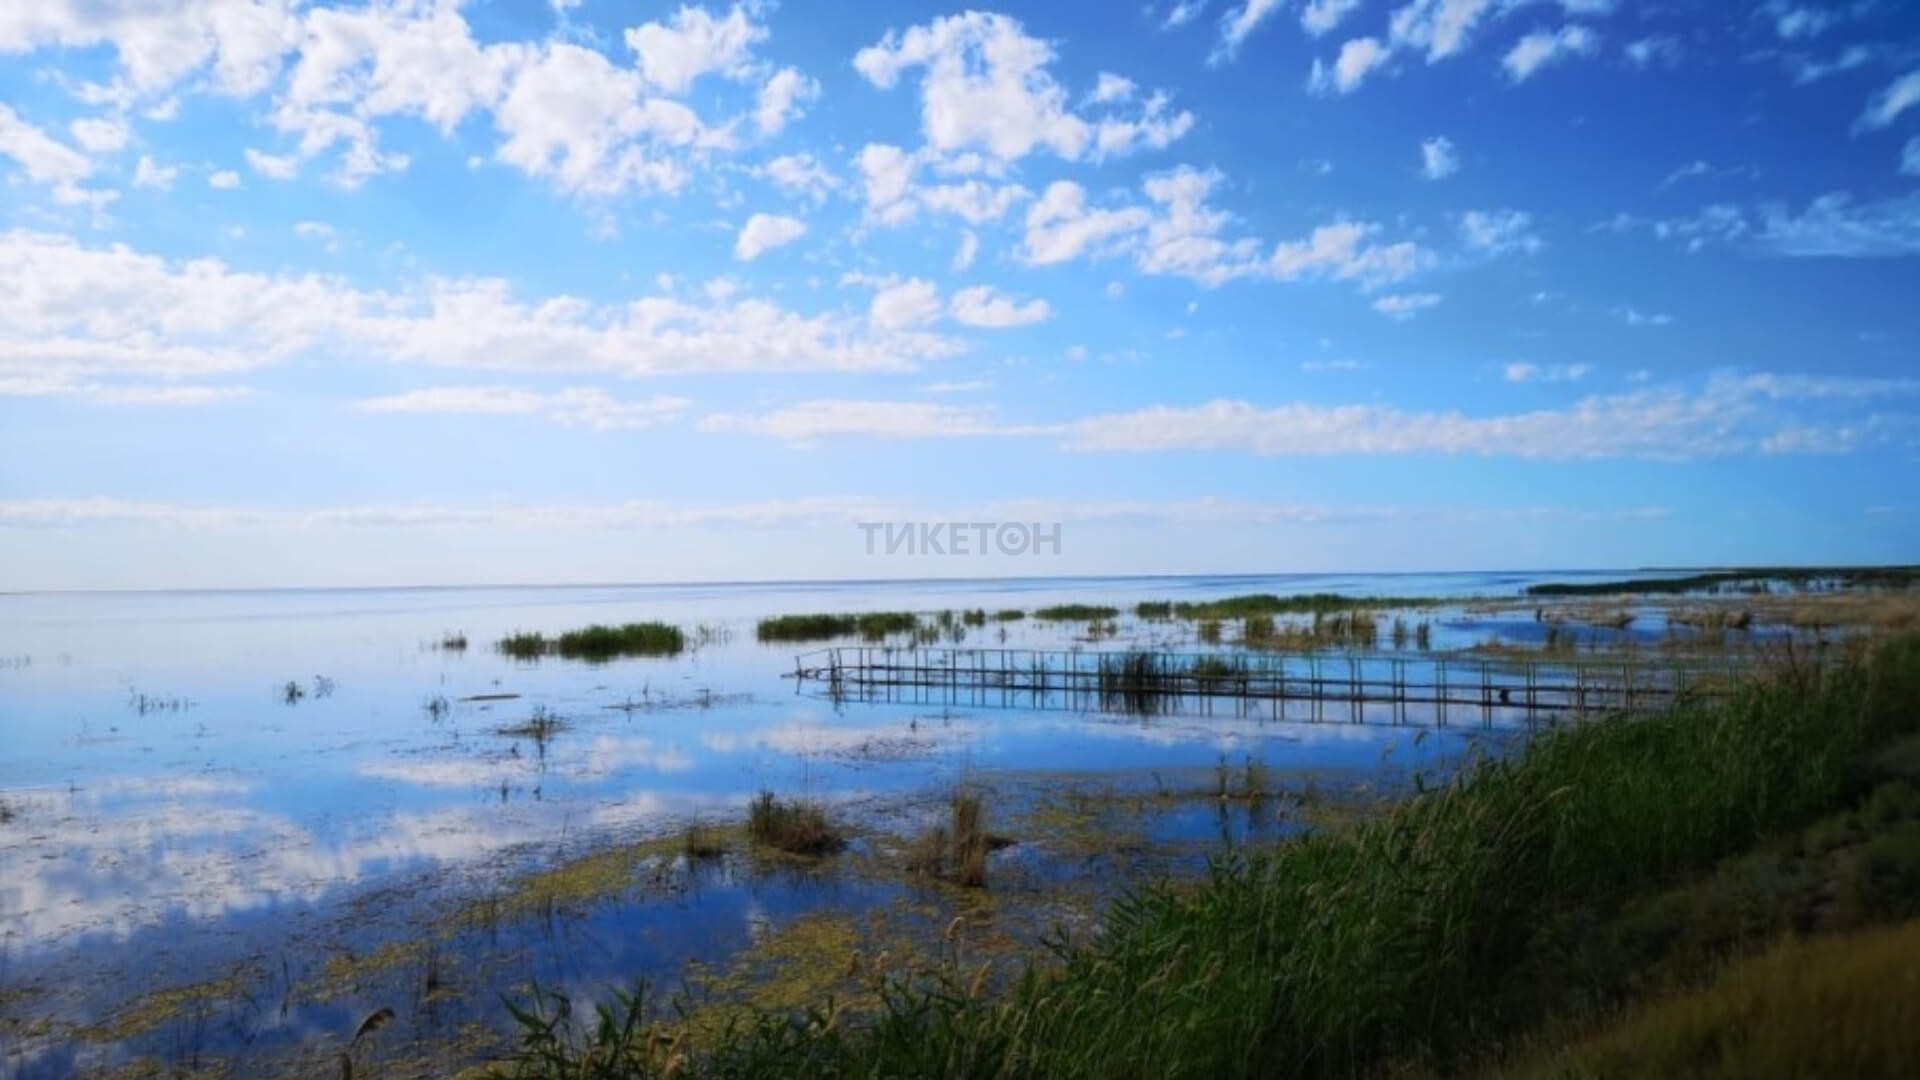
[1033,604,1120,622]
[755,612,919,643]
[1135,601,1173,619]
[747,792,845,857]
[555,623,685,661]
[497,632,551,660]
[497,635,1920,1080]
[994,609,1027,622]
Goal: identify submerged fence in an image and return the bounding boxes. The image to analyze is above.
[791,646,1744,728]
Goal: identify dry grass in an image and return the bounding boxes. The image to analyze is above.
[1495,917,1920,1079]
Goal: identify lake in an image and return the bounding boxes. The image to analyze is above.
[0,570,1650,1076]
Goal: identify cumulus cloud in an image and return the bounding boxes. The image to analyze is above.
[625,3,766,93]
[0,229,961,391]
[867,278,943,330]
[1309,37,1390,94]
[734,212,807,260]
[754,66,819,135]
[760,152,838,200]
[1421,135,1458,179]
[854,12,1192,164]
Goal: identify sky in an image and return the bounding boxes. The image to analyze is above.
[1,0,1918,590]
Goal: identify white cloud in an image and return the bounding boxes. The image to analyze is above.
[1269,221,1432,289]
[754,66,819,135]
[244,147,298,179]
[760,152,838,200]
[1903,137,1920,177]
[1421,135,1458,179]
[1388,0,1501,61]
[734,212,807,260]
[132,154,177,189]
[1302,0,1365,37]
[1215,0,1286,61]
[1616,305,1673,327]
[918,179,1030,224]
[1624,35,1681,69]
[207,168,241,189]
[702,400,1007,440]
[356,386,690,431]
[0,229,961,387]
[1089,72,1135,104]
[1503,362,1590,383]
[1020,179,1153,265]
[1503,25,1598,82]
[1309,37,1391,94]
[1373,292,1442,319]
[69,116,128,152]
[923,379,990,394]
[1857,70,1920,132]
[1459,209,1543,255]
[1163,1,1209,29]
[855,142,918,224]
[868,278,943,330]
[1758,191,1920,257]
[952,229,979,271]
[0,103,103,206]
[692,372,1914,461]
[625,3,767,94]
[854,12,1190,163]
[949,285,1051,328]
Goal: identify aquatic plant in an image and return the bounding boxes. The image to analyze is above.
[1525,565,1920,598]
[1135,601,1173,619]
[437,631,469,651]
[424,694,450,721]
[1033,604,1121,622]
[993,609,1027,622]
[555,622,686,661]
[497,632,550,660]
[1197,619,1223,644]
[906,793,997,889]
[962,609,988,627]
[755,612,918,643]
[1167,592,1446,619]
[281,680,305,705]
[747,792,845,856]
[683,823,727,861]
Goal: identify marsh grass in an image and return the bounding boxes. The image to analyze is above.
[747,792,845,857]
[994,609,1027,622]
[495,633,1920,1080]
[755,612,919,643]
[1164,592,1445,619]
[683,823,728,861]
[555,623,686,660]
[1135,601,1173,619]
[906,793,999,888]
[1033,604,1120,622]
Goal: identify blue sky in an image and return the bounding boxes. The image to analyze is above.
[1,0,1917,589]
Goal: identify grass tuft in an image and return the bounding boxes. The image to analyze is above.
[747,792,846,856]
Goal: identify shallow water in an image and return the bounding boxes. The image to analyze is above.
[0,571,1670,1076]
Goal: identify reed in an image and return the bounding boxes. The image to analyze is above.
[1135,601,1173,619]
[555,623,686,661]
[755,612,918,643]
[993,609,1027,622]
[747,792,845,857]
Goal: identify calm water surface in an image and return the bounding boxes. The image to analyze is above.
[0,571,1644,1076]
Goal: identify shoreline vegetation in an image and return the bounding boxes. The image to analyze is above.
[493,632,1920,1078]
[1526,565,1920,598]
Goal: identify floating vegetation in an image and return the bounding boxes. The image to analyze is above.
[747,791,846,856]
[496,622,686,661]
[1034,604,1121,622]
[756,612,919,643]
